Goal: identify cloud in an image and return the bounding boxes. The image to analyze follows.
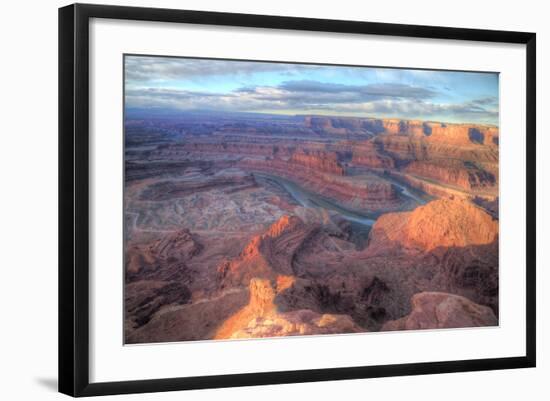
[278,80,358,93]
[126,87,291,111]
[125,56,323,83]
[470,96,499,106]
[326,99,498,122]
[125,79,497,124]
[227,80,439,111]
[277,80,437,99]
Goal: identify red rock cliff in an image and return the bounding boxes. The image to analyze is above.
[368,198,498,253]
[289,149,344,175]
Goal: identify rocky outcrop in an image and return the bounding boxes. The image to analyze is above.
[304,116,349,135]
[126,229,202,282]
[386,171,497,201]
[217,215,399,332]
[217,215,316,287]
[289,149,344,175]
[339,119,499,198]
[373,133,498,165]
[366,199,499,314]
[126,281,192,328]
[276,274,395,330]
[304,116,379,136]
[381,292,497,331]
[124,228,205,331]
[367,198,498,253]
[125,286,250,343]
[214,277,362,339]
[379,119,424,136]
[375,119,499,147]
[351,141,395,169]
[404,160,496,191]
[303,116,499,147]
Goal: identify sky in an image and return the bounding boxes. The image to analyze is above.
[125,55,499,125]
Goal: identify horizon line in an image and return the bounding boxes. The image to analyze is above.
[124,106,499,128]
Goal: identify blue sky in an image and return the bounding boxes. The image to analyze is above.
[125,55,499,125]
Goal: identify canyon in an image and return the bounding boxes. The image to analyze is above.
[124,111,499,343]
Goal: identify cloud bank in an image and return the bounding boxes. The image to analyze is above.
[125,56,499,125]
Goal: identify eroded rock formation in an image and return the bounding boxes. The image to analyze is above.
[214,277,362,339]
[217,215,316,287]
[367,198,498,253]
[289,149,344,175]
[366,198,499,313]
[126,229,203,281]
[381,292,498,331]
[404,160,496,191]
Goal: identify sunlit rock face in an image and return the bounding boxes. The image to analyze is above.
[289,149,345,175]
[304,115,499,146]
[214,277,362,340]
[365,198,499,316]
[367,198,498,253]
[216,215,315,288]
[381,292,498,331]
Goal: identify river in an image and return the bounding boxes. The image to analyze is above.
[254,173,378,227]
[379,175,428,205]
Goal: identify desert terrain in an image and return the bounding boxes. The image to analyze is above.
[124,111,499,343]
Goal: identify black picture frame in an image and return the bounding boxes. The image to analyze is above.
[59,3,536,397]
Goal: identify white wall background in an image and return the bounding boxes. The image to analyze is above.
[0,0,547,399]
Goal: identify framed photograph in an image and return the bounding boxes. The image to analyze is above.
[58,3,536,397]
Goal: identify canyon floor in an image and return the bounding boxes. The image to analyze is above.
[124,111,499,344]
